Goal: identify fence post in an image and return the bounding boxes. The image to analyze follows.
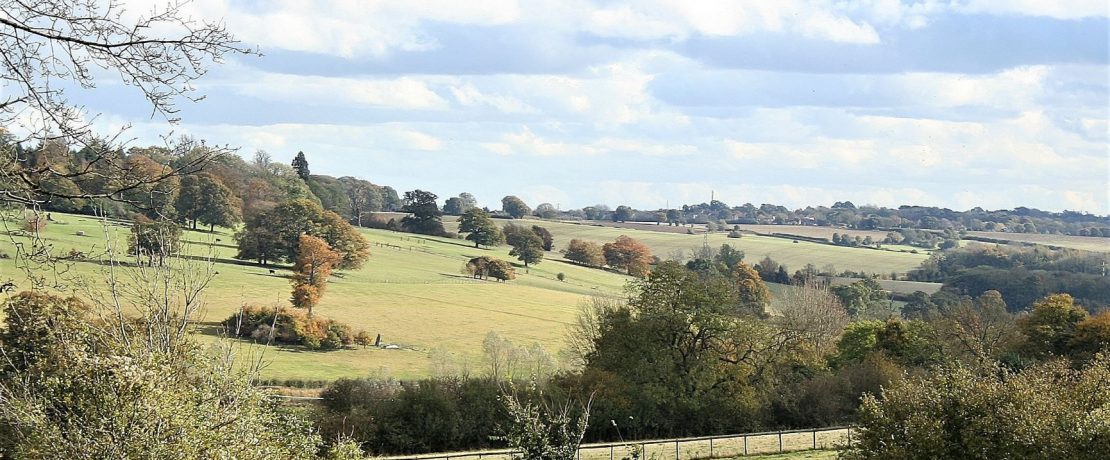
[709,437,714,458]
[778,431,783,453]
[675,440,679,460]
[610,445,614,460]
[743,435,747,456]
[848,426,852,445]
[813,429,817,449]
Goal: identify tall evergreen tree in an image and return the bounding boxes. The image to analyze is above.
[291,151,310,180]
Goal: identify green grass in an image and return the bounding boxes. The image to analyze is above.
[1,211,929,382]
[448,217,930,277]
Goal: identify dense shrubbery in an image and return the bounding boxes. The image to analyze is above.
[221,305,370,350]
[0,292,325,458]
[845,356,1110,459]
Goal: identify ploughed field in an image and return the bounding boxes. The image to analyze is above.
[2,212,930,381]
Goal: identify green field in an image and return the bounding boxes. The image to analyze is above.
[964,231,1110,252]
[448,217,930,277]
[1,212,928,381]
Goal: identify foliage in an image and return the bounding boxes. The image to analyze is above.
[1019,293,1088,359]
[611,206,633,222]
[236,198,369,268]
[127,218,182,266]
[291,234,341,317]
[459,208,504,248]
[175,173,243,231]
[602,236,652,277]
[831,278,893,318]
[497,383,591,460]
[466,256,517,281]
[531,225,555,251]
[317,377,505,454]
[534,203,558,219]
[845,356,1110,460]
[292,151,311,179]
[506,224,545,267]
[401,189,447,236]
[0,292,322,458]
[562,239,605,267]
[221,304,362,351]
[502,196,532,219]
[734,262,771,316]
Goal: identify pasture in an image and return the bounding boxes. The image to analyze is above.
[2,211,927,381]
[447,217,931,277]
[964,231,1110,253]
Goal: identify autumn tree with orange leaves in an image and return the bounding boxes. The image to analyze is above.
[291,234,341,317]
[602,235,653,277]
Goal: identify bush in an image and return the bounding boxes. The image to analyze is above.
[727,230,742,238]
[221,305,365,351]
[844,356,1110,459]
[557,272,566,282]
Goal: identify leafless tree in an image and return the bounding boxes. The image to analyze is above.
[775,279,850,354]
[0,0,256,208]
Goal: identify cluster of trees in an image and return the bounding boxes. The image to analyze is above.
[235,198,369,268]
[562,236,654,276]
[909,244,1110,311]
[221,304,371,350]
[521,198,1108,238]
[465,256,516,281]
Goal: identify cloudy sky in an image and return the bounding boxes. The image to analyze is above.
[82,1,1108,213]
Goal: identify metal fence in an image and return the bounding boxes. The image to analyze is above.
[381,426,853,460]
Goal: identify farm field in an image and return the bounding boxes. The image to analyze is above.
[0,212,631,381]
[447,217,930,277]
[964,231,1110,252]
[3,212,927,381]
[737,224,897,242]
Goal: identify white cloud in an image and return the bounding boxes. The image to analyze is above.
[401,130,444,151]
[235,73,448,110]
[959,0,1109,19]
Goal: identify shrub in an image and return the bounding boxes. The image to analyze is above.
[221,305,365,351]
[557,272,566,282]
[727,230,742,238]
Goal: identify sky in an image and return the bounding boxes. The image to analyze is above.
[77,1,1110,213]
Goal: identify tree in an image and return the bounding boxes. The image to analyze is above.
[612,205,633,222]
[1020,293,1088,359]
[602,235,652,276]
[467,256,516,282]
[714,244,745,274]
[0,0,253,209]
[0,292,322,458]
[401,189,446,236]
[339,177,384,226]
[534,203,558,219]
[831,278,892,318]
[128,218,182,266]
[507,230,545,267]
[932,290,1019,363]
[235,198,369,268]
[443,197,464,215]
[458,192,478,212]
[291,234,341,317]
[459,208,503,248]
[734,262,771,317]
[292,151,310,180]
[502,196,531,219]
[563,239,605,267]
[179,173,241,231]
[845,356,1110,460]
[531,225,554,251]
[665,209,682,226]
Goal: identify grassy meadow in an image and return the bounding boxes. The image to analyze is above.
[2,211,929,382]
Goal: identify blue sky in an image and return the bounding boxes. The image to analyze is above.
[78,1,1110,213]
